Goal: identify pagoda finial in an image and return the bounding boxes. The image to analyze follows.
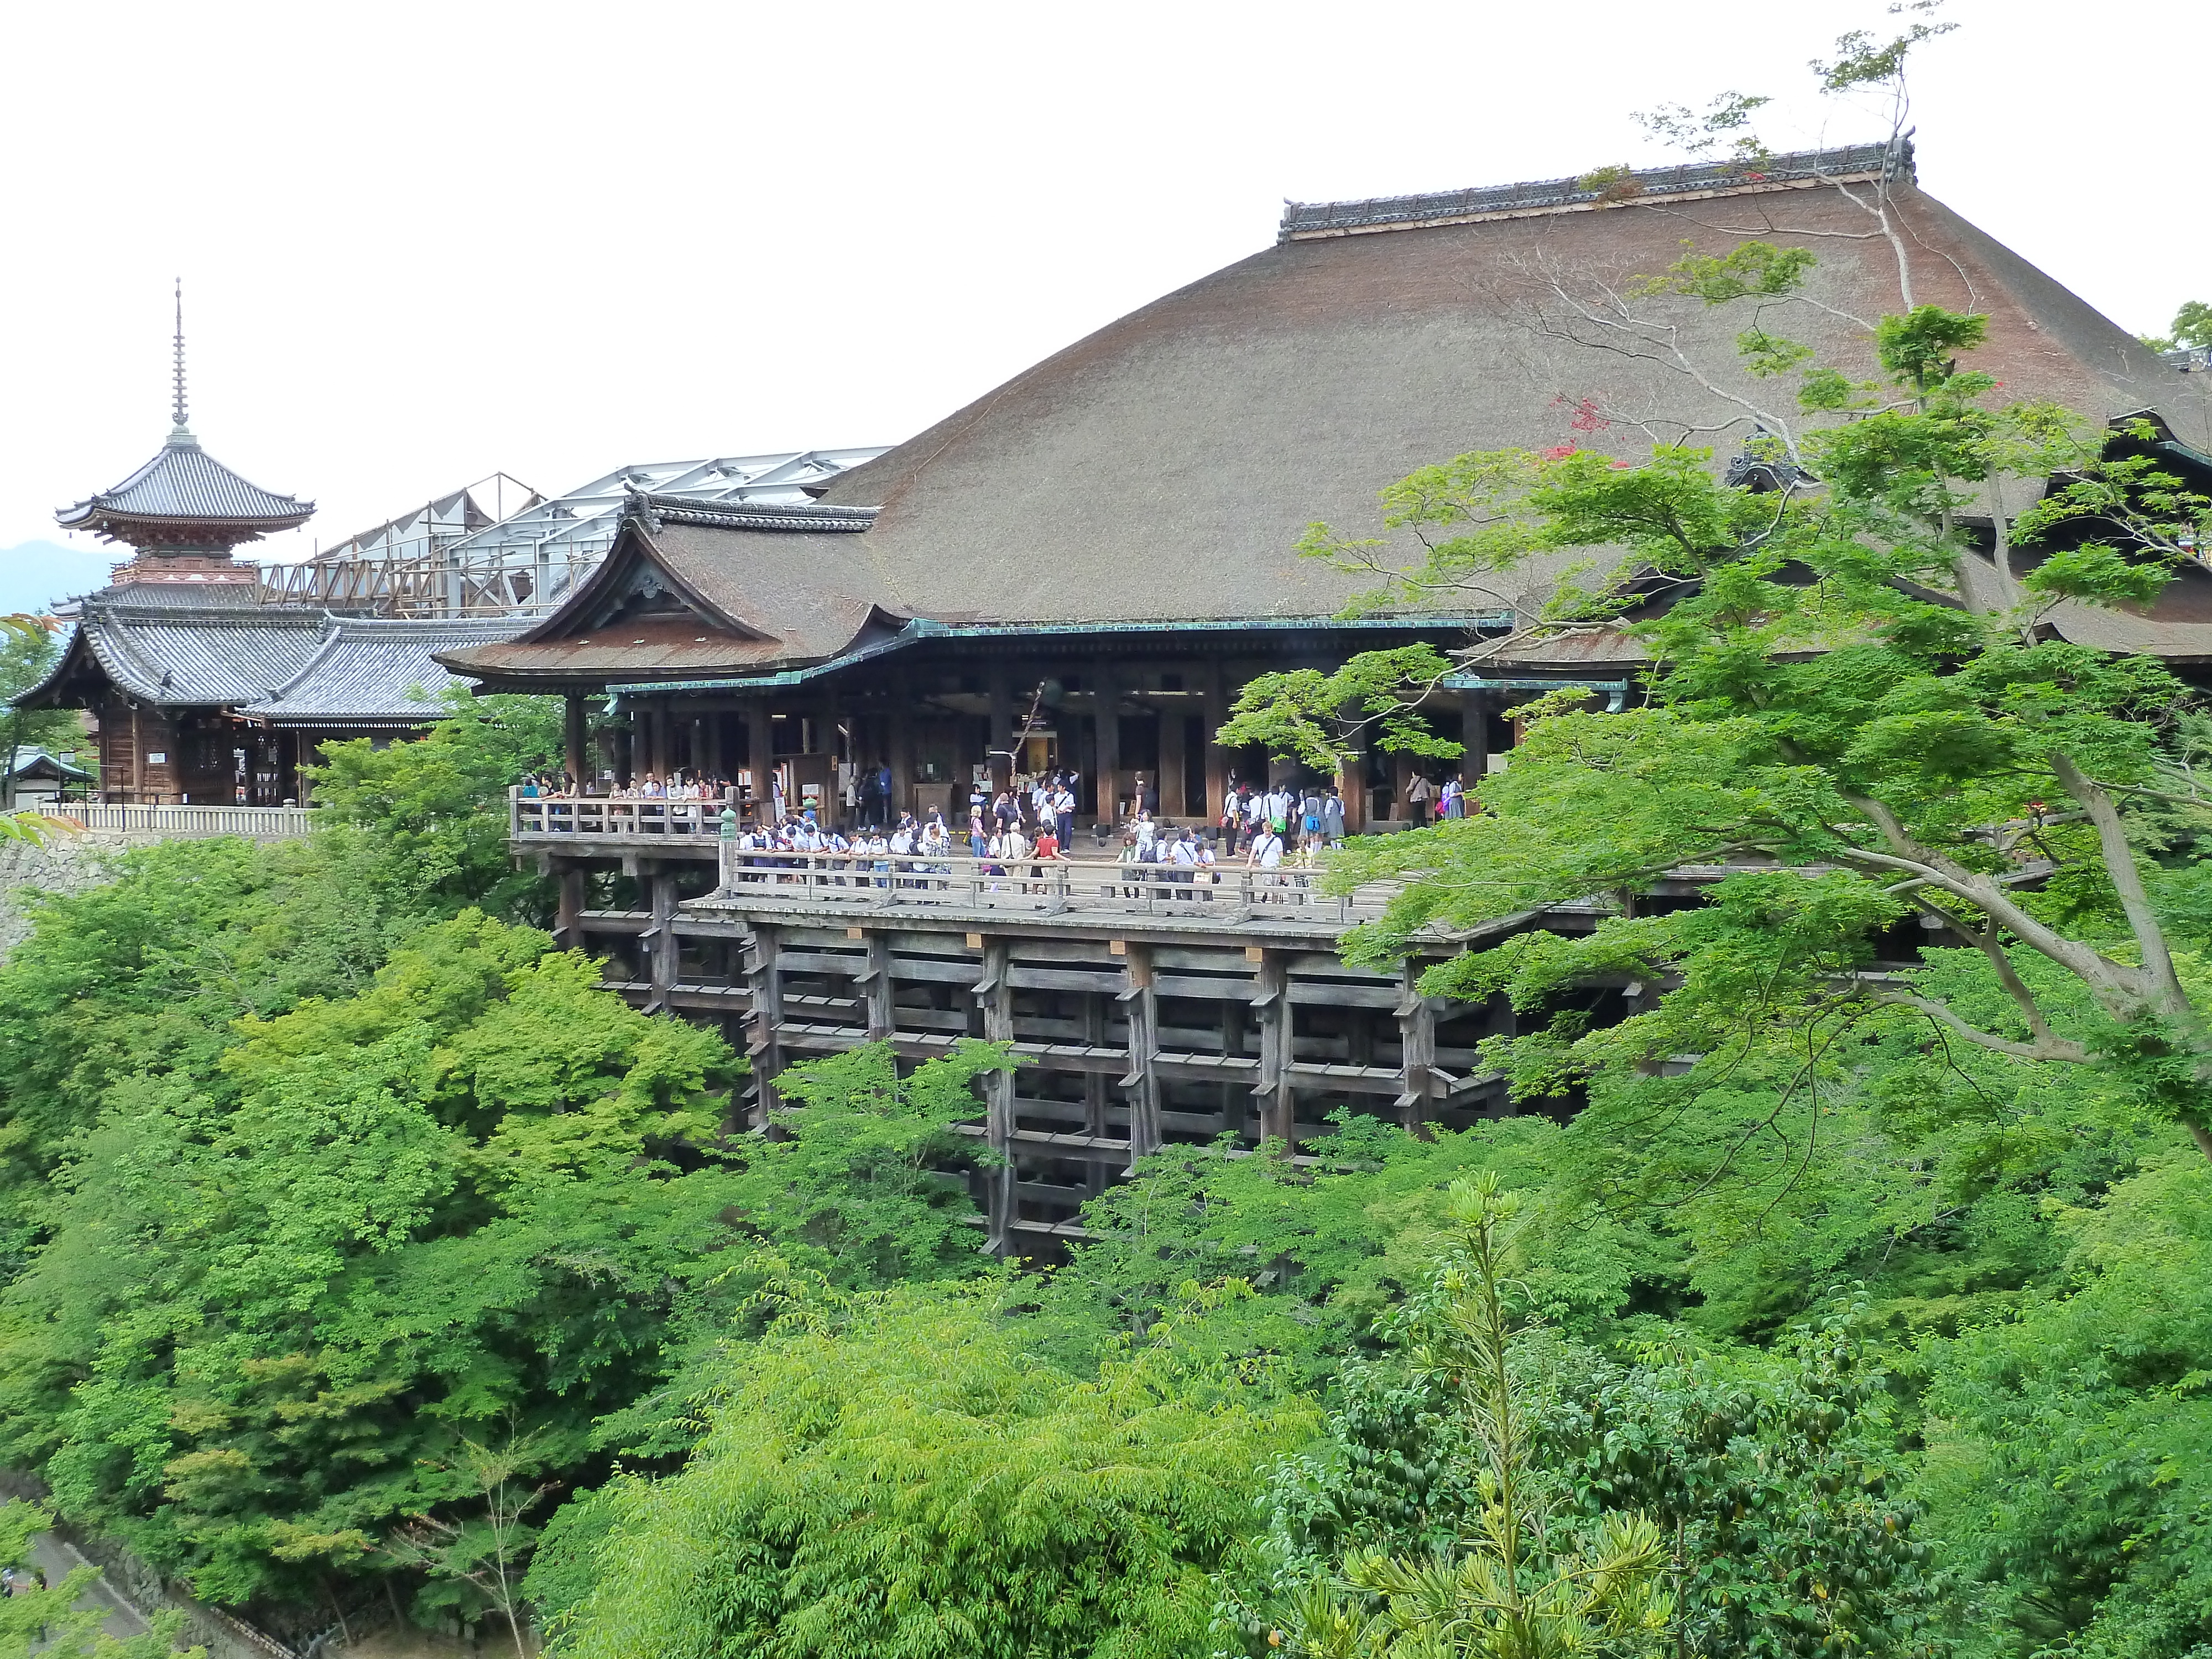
[171,278,187,431]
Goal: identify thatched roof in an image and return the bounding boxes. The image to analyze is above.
[445,143,2212,688]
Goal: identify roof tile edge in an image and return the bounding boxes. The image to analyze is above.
[626,491,879,534]
[1279,139,1910,242]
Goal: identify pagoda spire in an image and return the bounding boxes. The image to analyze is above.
[169,278,194,446]
[54,283,313,571]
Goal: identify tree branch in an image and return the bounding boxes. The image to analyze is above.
[1872,989,2088,1063]
[2047,752,2188,1012]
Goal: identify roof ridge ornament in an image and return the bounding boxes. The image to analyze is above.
[621,482,664,535]
[1277,138,1911,242]
[167,278,199,450]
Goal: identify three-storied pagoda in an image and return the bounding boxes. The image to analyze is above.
[18,292,520,802]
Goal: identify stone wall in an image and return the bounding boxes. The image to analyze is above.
[0,827,134,957]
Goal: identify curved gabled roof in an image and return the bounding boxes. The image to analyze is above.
[56,427,312,540]
[438,497,907,688]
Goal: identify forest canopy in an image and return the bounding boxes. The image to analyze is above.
[7,25,2212,1657]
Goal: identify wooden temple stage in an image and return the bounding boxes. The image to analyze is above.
[511,793,1614,1251]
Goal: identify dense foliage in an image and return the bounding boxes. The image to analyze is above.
[6,33,2210,1656]
[529,1281,1310,1659]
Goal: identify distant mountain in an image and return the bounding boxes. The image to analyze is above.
[0,541,119,615]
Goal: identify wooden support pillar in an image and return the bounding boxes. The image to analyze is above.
[978,937,1016,1252]
[1118,942,1160,1166]
[744,924,784,1125]
[702,707,723,780]
[818,688,842,825]
[1340,738,1368,834]
[988,670,1013,795]
[1094,664,1120,824]
[744,700,773,815]
[1395,962,1438,1136]
[1220,994,1246,1136]
[650,699,672,778]
[1460,686,1488,792]
[1251,949,1295,1147]
[1203,664,1228,827]
[1159,703,1186,820]
[1084,990,1110,1154]
[858,930,894,1040]
[644,863,680,1014]
[563,694,587,786]
[555,860,586,951]
[1480,989,1518,1120]
[889,670,914,823]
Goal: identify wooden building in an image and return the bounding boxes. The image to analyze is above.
[445,140,2212,825]
[19,589,523,803]
[19,330,522,801]
[461,142,2212,1247]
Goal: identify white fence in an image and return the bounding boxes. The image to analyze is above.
[51,804,317,840]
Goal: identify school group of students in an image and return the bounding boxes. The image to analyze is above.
[519,769,727,801]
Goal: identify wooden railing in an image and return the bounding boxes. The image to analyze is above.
[708,847,1380,924]
[54,804,317,839]
[509,791,1389,924]
[511,792,724,838]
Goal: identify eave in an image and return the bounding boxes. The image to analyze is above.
[599,612,1515,702]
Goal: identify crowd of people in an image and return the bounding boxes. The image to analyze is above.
[518,770,727,801]
[520,763,1475,886]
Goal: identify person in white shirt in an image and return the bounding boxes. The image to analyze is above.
[1248,826,1286,899]
[1193,834,1217,900]
[1166,828,1197,900]
[988,825,1026,890]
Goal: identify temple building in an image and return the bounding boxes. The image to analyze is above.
[461,142,2212,1249]
[446,139,2212,831]
[15,295,522,802]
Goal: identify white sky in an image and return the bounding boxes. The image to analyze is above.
[2,0,2205,570]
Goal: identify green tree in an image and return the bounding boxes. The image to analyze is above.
[1914,1149,2212,1659]
[527,1278,1312,1659]
[1270,305,2212,1167]
[1268,1177,1673,1659]
[305,686,562,916]
[0,616,88,813]
[379,1430,554,1659]
[1248,1187,1947,1659]
[0,912,746,1606]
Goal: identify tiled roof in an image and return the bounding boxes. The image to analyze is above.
[239,615,525,724]
[70,601,332,704]
[630,493,878,534]
[56,429,312,532]
[1277,141,1904,241]
[12,596,524,723]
